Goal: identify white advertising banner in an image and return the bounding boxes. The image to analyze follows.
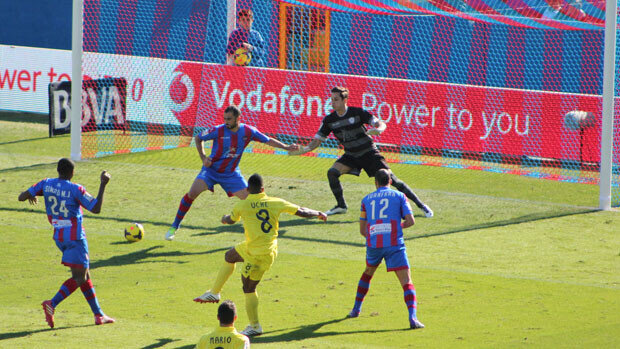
[0,45,72,113]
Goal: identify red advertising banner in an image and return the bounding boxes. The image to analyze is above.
[168,62,602,163]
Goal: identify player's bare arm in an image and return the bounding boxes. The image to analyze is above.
[265,138,298,152]
[18,190,38,205]
[194,135,212,167]
[91,171,111,214]
[288,137,322,156]
[359,220,367,237]
[294,207,327,221]
[401,213,415,229]
[221,214,235,225]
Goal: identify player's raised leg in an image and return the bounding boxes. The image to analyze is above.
[326,162,352,215]
[166,178,209,240]
[389,172,433,218]
[395,268,424,329]
[194,247,243,303]
[348,265,377,318]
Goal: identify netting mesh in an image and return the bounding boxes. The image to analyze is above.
[81,0,619,206]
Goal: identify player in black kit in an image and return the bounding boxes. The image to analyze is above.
[289,86,433,217]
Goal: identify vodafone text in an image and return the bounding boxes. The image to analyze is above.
[209,81,531,140]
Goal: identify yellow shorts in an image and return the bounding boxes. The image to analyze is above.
[234,241,276,281]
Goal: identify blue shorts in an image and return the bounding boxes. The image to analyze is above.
[366,245,409,272]
[55,239,90,269]
[196,167,247,197]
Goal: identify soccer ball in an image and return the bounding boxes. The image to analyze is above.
[563,110,595,131]
[233,47,252,66]
[124,223,144,242]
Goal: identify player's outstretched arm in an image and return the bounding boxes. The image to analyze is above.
[295,207,327,221]
[288,138,322,156]
[18,190,37,205]
[91,171,111,214]
[265,138,299,152]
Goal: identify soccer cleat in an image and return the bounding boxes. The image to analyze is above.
[421,204,434,218]
[410,319,425,329]
[240,323,263,336]
[94,314,115,325]
[41,300,55,329]
[346,309,360,318]
[325,206,347,216]
[193,291,220,303]
[165,227,177,241]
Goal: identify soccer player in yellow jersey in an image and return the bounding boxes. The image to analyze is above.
[193,173,327,336]
[196,300,250,349]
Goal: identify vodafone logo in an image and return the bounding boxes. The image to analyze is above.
[167,71,194,113]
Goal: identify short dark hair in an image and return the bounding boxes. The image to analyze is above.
[247,173,263,194]
[57,158,75,177]
[218,300,237,324]
[238,9,253,18]
[331,86,349,100]
[224,105,241,118]
[375,169,390,186]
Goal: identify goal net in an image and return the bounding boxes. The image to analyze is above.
[79,0,620,206]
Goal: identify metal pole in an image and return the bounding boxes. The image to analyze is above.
[70,0,83,161]
[598,0,617,210]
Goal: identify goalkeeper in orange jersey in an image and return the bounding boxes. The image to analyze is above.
[193,173,327,336]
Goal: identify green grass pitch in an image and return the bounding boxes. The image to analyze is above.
[1,115,619,348]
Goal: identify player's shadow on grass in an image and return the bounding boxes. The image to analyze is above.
[0,207,207,232]
[0,324,92,341]
[250,317,406,343]
[90,245,229,269]
[140,338,179,349]
[406,207,598,241]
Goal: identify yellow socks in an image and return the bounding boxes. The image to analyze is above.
[211,262,235,294]
[245,291,259,325]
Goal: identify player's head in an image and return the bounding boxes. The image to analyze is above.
[238,9,254,30]
[224,105,241,130]
[330,86,349,112]
[217,300,237,326]
[374,169,391,188]
[247,173,264,194]
[57,158,75,179]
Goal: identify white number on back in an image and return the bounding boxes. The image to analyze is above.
[369,198,389,220]
[48,196,69,217]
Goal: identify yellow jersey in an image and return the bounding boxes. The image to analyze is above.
[230,192,299,255]
[196,326,250,349]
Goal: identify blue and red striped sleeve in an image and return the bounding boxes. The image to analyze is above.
[28,179,46,197]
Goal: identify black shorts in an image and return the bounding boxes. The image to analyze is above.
[336,151,389,177]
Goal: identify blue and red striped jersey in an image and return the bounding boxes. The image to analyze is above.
[360,187,412,248]
[199,123,270,173]
[28,178,98,242]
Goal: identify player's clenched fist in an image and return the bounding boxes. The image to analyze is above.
[100,171,111,184]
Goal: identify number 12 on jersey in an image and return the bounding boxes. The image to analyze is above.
[369,198,389,220]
